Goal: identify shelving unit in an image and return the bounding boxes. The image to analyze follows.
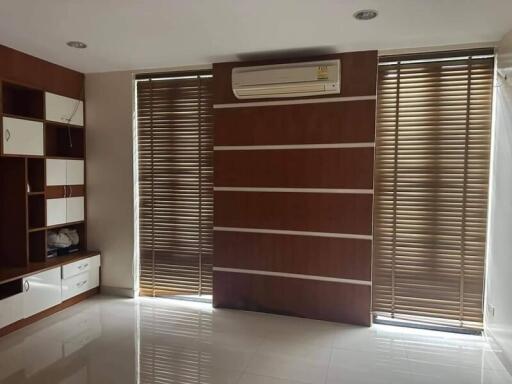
[0,79,87,270]
[0,45,100,337]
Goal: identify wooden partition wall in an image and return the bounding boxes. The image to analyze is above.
[212,51,377,326]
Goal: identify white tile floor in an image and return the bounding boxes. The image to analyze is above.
[0,295,510,383]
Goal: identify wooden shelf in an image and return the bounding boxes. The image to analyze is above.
[2,113,44,123]
[45,156,84,161]
[28,227,46,233]
[44,120,84,129]
[0,251,100,285]
[46,221,84,230]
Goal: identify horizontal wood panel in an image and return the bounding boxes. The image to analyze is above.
[214,191,373,235]
[214,231,371,280]
[214,147,374,188]
[213,271,371,325]
[0,45,84,99]
[213,51,377,104]
[214,100,375,146]
[46,185,84,199]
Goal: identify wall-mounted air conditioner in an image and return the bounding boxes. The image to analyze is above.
[232,59,340,99]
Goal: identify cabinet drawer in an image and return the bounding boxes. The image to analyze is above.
[62,255,100,279]
[0,293,23,329]
[2,117,44,156]
[61,268,99,301]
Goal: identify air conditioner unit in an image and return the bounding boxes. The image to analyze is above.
[232,59,340,99]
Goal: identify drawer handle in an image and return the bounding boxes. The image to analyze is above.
[5,129,11,142]
[78,263,89,270]
[24,280,30,292]
[76,280,88,288]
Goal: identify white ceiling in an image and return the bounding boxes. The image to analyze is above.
[0,0,511,74]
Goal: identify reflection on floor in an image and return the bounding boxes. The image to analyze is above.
[0,295,511,383]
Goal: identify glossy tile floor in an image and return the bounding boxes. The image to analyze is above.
[0,295,511,384]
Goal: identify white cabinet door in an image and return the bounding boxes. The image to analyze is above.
[46,159,84,186]
[2,117,44,156]
[23,268,62,318]
[66,197,84,223]
[45,92,84,126]
[46,159,67,186]
[66,160,84,185]
[47,198,67,226]
[0,293,24,329]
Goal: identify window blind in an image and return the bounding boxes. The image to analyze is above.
[373,49,494,329]
[136,72,213,297]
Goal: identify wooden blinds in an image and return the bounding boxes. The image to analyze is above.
[373,49,494,329]
[136,72,213,297]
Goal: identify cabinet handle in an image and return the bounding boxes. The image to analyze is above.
[78,263,89,270]
[76,280,87,288]
[5,129,11,142]
[24,280,30,292]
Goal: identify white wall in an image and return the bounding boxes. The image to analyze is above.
[85,71,136,296]
[486,30,512,367]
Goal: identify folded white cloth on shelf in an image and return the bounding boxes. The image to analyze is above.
[47,228,80,248]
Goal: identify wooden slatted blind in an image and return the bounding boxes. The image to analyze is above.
[373,49,494,329]
[136,72,213,297]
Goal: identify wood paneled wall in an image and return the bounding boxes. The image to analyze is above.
[212,51,377,326]
[0,45,84,99]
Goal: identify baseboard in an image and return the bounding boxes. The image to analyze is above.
[485,327,512,375]
[100,285,137,298]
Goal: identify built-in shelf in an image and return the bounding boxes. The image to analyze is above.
[28,227,46,233]
[46,221,85,230]
[45,123,84,158]
[28,195,45,230]
[44,120,84,129]
[27,158,45,193]
[2,82,44,120]
[29,230,46,262]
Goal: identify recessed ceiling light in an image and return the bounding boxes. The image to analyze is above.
[353,9,378,21]
[66,41,87,49]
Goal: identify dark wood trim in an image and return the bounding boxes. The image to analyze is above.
[46,185,85,199]
[213,271,371,326]
[380,47,495,63]
[136,69,212,80]
[0,287,99,337]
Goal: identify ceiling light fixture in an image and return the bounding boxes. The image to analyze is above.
[353,9,378,21]
[66,41,87,49]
